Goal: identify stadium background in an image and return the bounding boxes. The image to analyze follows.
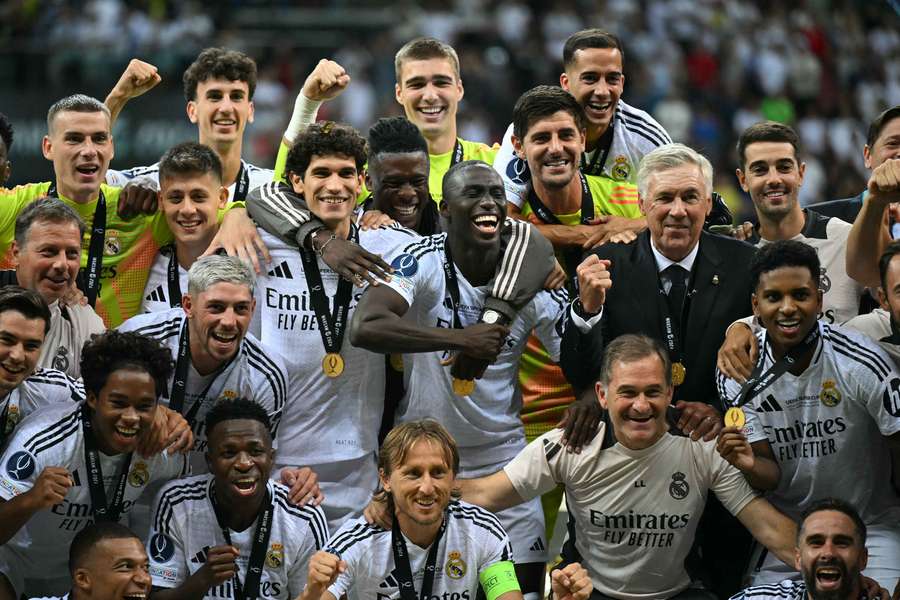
[1,0,898,222]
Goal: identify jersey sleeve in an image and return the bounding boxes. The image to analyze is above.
[701,440,759,515]
[0,408,72,499]
[246,181,323,249]
[530,289,569,362]
[854,342,900,436]
[325,521,371,599]
[287,504,330,596]
[502,428,578,502]
[492,123,528,208]
[470,508,514,571]
[147,485,189,588]
[381,241,441,308]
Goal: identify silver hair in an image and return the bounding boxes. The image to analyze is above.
[637,143,714,200]
[187,254,255,297]
[46,94,110,134]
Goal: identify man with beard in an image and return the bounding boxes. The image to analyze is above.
[716,241,900,589]
[146,398,328,599]
[349,161,569,594]
[729,499,870,600]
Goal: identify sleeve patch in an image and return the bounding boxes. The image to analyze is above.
[4,451,36,481]
[390,253,419,277]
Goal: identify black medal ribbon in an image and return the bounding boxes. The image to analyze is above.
[450,139,464,167]
[163,245,183,308]
[391,513,447,600]
[299,227,357,355]
[731,324,822,408]
[210,485,274,600]
[0,397,14,449]
[525,172,594,277]
[48,183,105,308]
[655,266,693,375]
[169,319,237,427]
[580,123,614,176]
[80,403,133,522]
[441,240,464,329]
[232,161,250,203]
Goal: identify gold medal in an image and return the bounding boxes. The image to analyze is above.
[389,353,404,372]
[322,353,345,378]
[671,362,686,386]
[452,378,475,396]
[725,407,746,429]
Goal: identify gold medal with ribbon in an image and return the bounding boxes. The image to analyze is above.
[322,353,345,378]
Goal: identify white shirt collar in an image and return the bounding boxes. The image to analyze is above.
[649,239,700,274]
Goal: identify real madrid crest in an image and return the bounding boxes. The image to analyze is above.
[4,404,19,434]
[669,472,689,500]
[52,346,69,372]
[128,461,149,487]
[445,550,467,579]
[104,230,121,256]
[612,155,632,181]
[220,389,238,400]
[820,379,841,407]
[266,543,284,569]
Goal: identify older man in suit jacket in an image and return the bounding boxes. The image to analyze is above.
[560,143,757,599]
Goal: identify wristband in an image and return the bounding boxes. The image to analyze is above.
[479,561,520,600]
[284,94,322,143]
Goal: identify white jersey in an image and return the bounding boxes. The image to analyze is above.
[494,99,671,206]
[118,308,290,471]
[845,308,900,368]
[0,402,188,595]
[729,580,807,600]
[38,301,105,379]
[148,474,328,599]
[327,500,513,600]
[717,322,900,524]
[503,428,758,600]
[0,369,84,448]
[107,159,273,203]
[252,226,416,465]
[383,234,569,468]
[141,246,188,313]
[756,211,863,325]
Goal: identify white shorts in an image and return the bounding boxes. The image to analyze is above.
[276,453,378,534]
[461,460,547,564]
[750,522,900,591]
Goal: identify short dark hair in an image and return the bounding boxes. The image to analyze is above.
[69,521,141,574]
[285,122,367,180]
[368,117,428,159]
[158,141,223,183]
[879,240,900,291]
[737,121,802,169]
[183,47,257,102]
[0,112,13,152]
[750,240,820,292]
[80,331,174,399]
[205,397,272,440]
[799,498,867,546]
[563,29,625,69]
[394,37,460,82]
[46,94,110,135]
[600,334,671,388]
[867,105,900,149]
[0,286,51,334]
[512,85,587,141]
[15,196,86,247]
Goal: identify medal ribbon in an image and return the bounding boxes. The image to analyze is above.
[48,183,105,308]
[580,123,614,177]
[164,245,183,308]
[210,484,274,600]
[525,172,594,277]
[232,161,250,203]
[0,394,16,448]
[391,513,448,600]
[450,139,464,167]
[299,227,357,357]
[81,403,133,522]
[731,324,822,408]
[441,240,464,330]
[169,320,238,427]
[655,267,693,373]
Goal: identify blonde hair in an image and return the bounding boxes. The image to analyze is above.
[374,419,461,504]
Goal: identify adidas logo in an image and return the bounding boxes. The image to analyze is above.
[758,395,783,413]
[267,261,294,279]
[190,546,209,564]
[378,571,399,589]
[529,537,546,552]
[145,285,167,304]
[542,438,562,461]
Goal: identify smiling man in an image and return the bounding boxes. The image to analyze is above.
[350,161,568,593]
[716,240,900,589]
[140,142,228,313]
[301,420,592,600]
[0,330,188,599]
[147,398,327,599]
[730,499,871,600]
